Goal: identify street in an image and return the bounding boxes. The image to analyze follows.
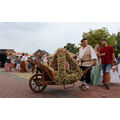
[0,70,120,98]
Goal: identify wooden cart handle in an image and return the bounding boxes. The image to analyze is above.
[80,64,94,79]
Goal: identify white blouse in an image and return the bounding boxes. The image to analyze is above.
[21,56,26,61]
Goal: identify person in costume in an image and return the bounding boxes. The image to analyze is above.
[20,53,26,72]
[117,54,120,78]
[91,44,101,86]
[4,53,12,72]
[30,56,35,73]
[78,38,97,91]
[11,58,15,72]
[110,61,120,84]
[25,53,28,71]
[42,54,49,65]
[99,39,115,89]
[15,56,21,71]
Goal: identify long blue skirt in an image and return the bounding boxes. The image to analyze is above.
[91,64,101,86]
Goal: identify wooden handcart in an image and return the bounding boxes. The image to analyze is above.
[29,63,93,93]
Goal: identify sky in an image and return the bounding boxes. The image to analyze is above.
[0,22,120,54]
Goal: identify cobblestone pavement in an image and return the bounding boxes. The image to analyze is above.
[0,69,120,98]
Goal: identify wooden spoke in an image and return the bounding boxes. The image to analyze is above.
[31,83,36,86]
[34,85,37,90]
[29,73,47,93]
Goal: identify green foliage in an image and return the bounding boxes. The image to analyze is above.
[64,28,120,58]
[115,32,120,57]
[116,32,120,52]
[64,43,79,54]
[82,28,116,48]
[108,34,116,47]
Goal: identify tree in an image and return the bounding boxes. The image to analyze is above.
[82,28,116,48]
[64,43,79,54]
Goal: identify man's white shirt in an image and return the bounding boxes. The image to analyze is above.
[78,45,97,66]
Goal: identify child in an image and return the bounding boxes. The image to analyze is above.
[28,60,31,71]
[15,56,21,71]
[11,58,15,72]
[110,61,120,84]
[31,56,36,73]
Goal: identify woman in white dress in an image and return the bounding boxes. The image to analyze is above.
[117,54,120,78]
[110,61,120,84]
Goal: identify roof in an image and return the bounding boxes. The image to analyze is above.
[0,49,14,50]
[0,49,15,52]
[33,49,49,57]
[15,52,23,56]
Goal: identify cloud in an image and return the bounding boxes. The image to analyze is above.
[0,22,120,54]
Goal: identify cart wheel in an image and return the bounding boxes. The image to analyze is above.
[29,73,47,93]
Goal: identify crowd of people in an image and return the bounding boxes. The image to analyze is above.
[3,38,120,91]
[4,53,50,73]
[78,38,120,91]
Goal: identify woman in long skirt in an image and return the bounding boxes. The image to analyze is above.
[4,62,11,72]
[4,54,12,72]
[20,61,26,72]
[20,53,26,72]
[91,44,101,86]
